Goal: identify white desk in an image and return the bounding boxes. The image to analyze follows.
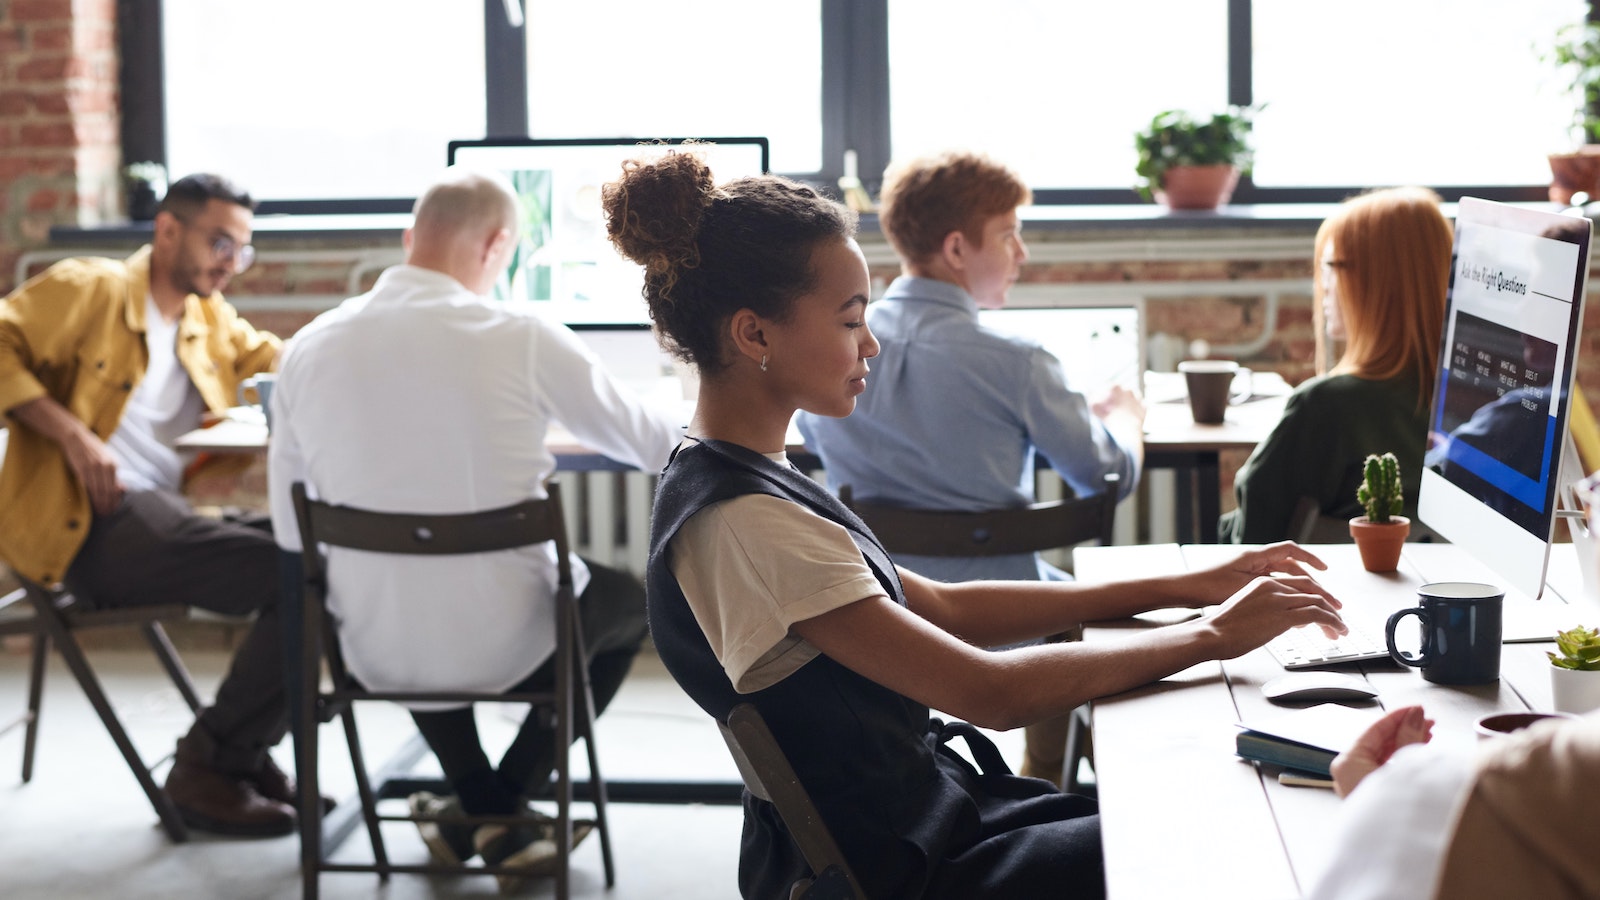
[1075,542,1584,900]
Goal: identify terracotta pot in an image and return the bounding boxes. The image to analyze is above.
[1547,151,1600,205]
[1349,515,1409,573]
[1155,164,1240,210]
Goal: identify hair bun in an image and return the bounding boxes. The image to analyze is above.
[602,150,718,280]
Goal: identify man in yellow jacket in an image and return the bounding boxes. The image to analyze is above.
[0,174,296,837]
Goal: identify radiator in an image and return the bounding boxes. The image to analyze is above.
[551,468,1140,580]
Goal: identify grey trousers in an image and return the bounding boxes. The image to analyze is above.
[65,489,287,774]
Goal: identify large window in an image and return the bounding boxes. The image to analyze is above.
[1251,0,1580,189]
[162,0,484,203]
[141,0,1596,208]
[889,1,1228,191]
[523,0,822,175]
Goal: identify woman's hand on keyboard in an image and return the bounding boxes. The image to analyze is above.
[1202,573,1348,659]
[1187,541,1338,608]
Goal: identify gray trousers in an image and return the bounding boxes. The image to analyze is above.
[65,489,287,774]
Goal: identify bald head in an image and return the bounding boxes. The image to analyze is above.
[404,167,522,295]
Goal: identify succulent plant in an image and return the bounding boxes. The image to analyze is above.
[1356,452,1404,524]
[1548,624,1600,671]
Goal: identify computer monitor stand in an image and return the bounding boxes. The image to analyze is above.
[1497,428,1600,642]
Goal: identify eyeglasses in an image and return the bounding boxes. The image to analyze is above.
[210,234,256,274]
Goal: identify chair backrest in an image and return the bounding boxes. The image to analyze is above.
[718,703,862,899]
[839,473,1119,559]
[288,480,576,698]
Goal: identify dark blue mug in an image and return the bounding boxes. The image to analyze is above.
[1384,581,1503,685]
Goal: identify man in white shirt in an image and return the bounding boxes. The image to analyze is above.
[269,167,681,881]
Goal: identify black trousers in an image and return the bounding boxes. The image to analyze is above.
[408,559,648,815]
[65,489,287,774]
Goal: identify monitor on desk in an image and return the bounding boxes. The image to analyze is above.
[446,136,770,326]
[1419,197,1592,603]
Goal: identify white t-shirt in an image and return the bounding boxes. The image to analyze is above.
[107,296,204,492]
[667,450,888,692]
[269,265,683,704]
[1303,741,1475,900]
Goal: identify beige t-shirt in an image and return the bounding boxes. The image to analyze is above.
[668,453,888,692]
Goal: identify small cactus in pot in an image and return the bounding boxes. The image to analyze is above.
[1351,452,1410,572]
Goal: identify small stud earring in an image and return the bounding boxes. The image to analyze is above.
[760,354,768,373]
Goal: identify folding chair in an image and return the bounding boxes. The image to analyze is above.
[291,481,614,900]
[839,473,1120,794]
[0,580,204,842]
[718,703,863,900]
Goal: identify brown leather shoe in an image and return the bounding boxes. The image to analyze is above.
[165,758,296,837]
[249,756,335,815]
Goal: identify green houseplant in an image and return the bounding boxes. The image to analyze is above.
[1542,22,1600,203]
[1549,624,1600,714]
[1134,107,1255,210]
[1349,452,1410,572]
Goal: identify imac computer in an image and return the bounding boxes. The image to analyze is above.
[1418,197,1592,612]
[446,136,769,388]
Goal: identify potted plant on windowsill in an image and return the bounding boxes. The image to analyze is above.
[1134,107,1255,211]
[1542,22,1600,204]
[1548,624,1600,714]
[1350,452,1410,573]
[123,161,167,222]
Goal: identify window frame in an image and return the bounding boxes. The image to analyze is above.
[120,0,1598,212]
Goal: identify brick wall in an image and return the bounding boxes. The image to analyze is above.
[0,0,121,296]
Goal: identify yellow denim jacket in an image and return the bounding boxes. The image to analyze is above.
[0,247,280,585]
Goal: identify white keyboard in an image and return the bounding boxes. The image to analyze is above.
[1266,620,1388,669]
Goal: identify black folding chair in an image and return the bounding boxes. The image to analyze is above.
[291,481,614,900]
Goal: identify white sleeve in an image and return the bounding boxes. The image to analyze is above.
[1303,742,1475,900]
[669,493,888,692]
[267,337,309,552]
[528,317,684,472]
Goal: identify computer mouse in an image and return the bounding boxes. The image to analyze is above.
[1261,672,1379,704]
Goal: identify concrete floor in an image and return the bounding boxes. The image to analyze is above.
[0,645,749,900]
[0,637,1029,899]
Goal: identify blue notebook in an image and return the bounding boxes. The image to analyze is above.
[1235,703,1380,778]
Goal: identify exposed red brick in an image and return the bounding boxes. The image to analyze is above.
[15,56,70,82]
[30,24,73,51]
[19,121,76,148]
[25,188,62,212]
[11,0,74,23]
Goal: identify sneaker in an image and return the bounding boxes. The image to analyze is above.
[474,822,558,894]
[409,791,477,865]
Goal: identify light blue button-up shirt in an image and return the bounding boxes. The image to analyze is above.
[798,276,1138,584]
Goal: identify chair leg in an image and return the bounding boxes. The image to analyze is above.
[574,661,615,886]
[21,631,47,783]
[140,622,204,712]
[339,707,389,876]
[1065,705,1094,795]
[300,705,320,900]
[44,622,189,842]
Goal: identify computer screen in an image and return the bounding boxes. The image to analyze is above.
[446,136,770,326]
[1419,197,1592,600]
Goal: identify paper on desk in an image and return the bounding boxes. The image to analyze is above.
[1237,702,1380,752]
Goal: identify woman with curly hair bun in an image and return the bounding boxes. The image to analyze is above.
[608,148,1344,899]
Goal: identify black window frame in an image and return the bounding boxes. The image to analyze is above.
[119,0,1597,214]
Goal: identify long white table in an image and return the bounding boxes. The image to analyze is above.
[1075,542,1590,900]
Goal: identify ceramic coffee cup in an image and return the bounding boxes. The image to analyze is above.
[1178,359,1252,424]
[1384,581,1504,685]
[1473,710,1578,740]
[238,373,277,429]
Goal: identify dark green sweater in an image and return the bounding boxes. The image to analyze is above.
[1219,373,1428,544]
